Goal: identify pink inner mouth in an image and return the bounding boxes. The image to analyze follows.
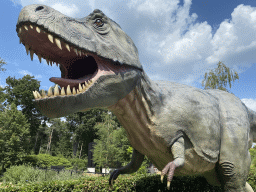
[17,23,133,93]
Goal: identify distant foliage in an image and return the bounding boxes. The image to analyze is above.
[0,103,30,172]
[23,154,72,169]
[249,147,256,171]
[0,57,6,72]
[93,111,131,169]
[1,164,84,185]
[21,153,87,170]
[202,61,239,93]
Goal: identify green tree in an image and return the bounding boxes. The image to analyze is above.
[202,61,239,93]
[42,118,73,158]
[0,57,7,112]
[0,57,7,73]
[66,109,110,158]
[0,103,30,173]
[0,87,6,112]
[2,75,48,154]
[93,111,131,169]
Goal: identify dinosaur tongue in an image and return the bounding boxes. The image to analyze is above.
[50,77,88,89]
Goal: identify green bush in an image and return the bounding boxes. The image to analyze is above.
[21,154,72,169]
[1,164,45,184]
[247,169,256,190]
[0,164,85,185]
[1,165,255,191]
[68,157,87,170]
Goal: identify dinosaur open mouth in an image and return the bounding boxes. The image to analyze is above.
[16,23,129,99]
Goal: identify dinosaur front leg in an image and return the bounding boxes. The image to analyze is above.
[161,136,185,190]
[109,148,144,185]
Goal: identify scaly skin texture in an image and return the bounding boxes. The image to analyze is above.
[17,5,256,191]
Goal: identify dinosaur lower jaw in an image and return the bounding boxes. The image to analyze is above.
[17,22,133,100]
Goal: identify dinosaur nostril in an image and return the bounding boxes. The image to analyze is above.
[35,6,44,12]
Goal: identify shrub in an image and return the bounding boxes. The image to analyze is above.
[1,164,44,184]
[21,154,72,169]
[68,156,87,170]
[0,164,85,185]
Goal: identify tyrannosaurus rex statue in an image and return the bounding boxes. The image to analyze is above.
[16,4,256,191]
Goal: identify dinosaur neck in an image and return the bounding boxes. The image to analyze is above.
[109,71,164,121]
[108,72,165,151]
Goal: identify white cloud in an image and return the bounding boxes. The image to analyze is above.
[130,3,256,85]
[206,4,256,66]
[241,98,256,111]
[19,70,32,76]
[35,75,42,79]
[128,0,180,18]
[51,3,79,17]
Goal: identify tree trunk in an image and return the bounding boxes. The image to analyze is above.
[33,131,39,154]
[73,139,79,158]
[79,143,83,159]
[47,128,53,154]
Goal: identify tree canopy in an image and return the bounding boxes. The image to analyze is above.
[0,57,6,73]
[92,111,131,169]
[0,103,30,173]
[202,61,239,93]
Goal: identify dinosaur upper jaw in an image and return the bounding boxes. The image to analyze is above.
[16,22,141,118]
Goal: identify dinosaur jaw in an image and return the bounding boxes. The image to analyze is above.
[17,23,141,117]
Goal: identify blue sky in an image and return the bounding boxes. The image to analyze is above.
[1,0,256,113]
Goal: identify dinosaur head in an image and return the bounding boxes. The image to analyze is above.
[16,4,142,118]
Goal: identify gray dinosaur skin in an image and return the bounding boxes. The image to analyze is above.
[17,4,256,191]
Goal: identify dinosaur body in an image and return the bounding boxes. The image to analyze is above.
[17,4,256,191]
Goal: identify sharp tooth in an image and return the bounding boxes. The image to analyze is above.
[41,89,47,98]
[19,38,22,44]
[72,87,76,95]
[33,91,37,99]
[65,43,70,52]
[74,48,78,56]
[55,38,62,50]
[38,54,42,63]
[82,84,85,90]
[24,25,28,31]
[67,85,72,95]
[79,83,83,92]
[50,61,53,66]
[46,59,49,65]
[30,50,34,61]
[61,87,65,96]
[82,52,87,56]
[30,25,33,29]
[54,84,59,96]
[19,27,22,34]
[48,34,54,43]
[48,87,53,96]
[84,81,89,87]
[25,44,30,55]
[36,27,41,33]
[78,50,81,56]
[36,91,41,99]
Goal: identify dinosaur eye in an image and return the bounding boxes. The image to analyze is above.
[95,18,104,27]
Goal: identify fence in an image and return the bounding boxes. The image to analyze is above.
[35,166,85,180]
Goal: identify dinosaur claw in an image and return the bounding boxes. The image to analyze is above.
[161,175,164,183]
[167,181,171,190]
